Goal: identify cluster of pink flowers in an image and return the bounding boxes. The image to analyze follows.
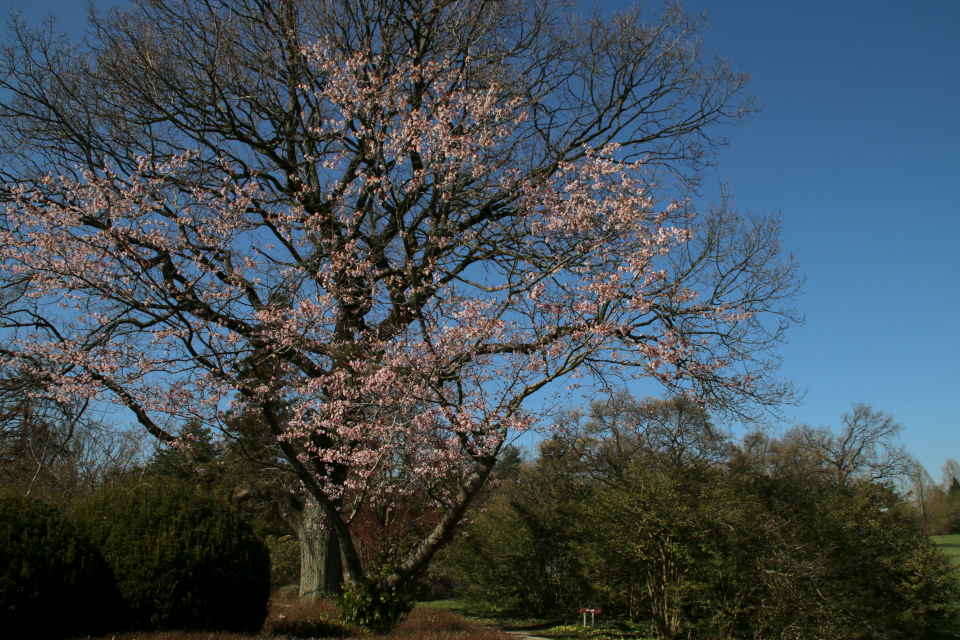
[0,41,763,521]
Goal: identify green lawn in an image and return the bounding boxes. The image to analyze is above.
[933,534,960,568]
[419,601,655,640]
[929,535,960,640]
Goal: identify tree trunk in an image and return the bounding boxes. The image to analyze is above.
[297,496,343,601]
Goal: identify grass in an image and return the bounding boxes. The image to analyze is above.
[934,534,960,568]
[418,600,656,640]
[72,595,517,640]
[929,535,960,640]
[517,621,656,640]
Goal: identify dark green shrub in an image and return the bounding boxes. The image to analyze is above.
[442,490,589,616]
[0,493,123,638]
[74,480,270,632]
[581,464,771,638]
[584,469,960,640]
[798,482,960,639]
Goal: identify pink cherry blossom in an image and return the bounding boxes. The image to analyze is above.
[0,38,799,592]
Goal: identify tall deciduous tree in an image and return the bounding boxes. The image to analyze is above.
[822,403,911,486]
[942,458,960,492]
[735,404,912,488]
[550,391,728,485]
[0,0,801,596]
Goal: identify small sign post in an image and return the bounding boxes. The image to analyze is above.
[578,607,601,629]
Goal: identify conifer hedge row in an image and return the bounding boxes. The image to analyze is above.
[0,494,122,638]
[1,481,270,638]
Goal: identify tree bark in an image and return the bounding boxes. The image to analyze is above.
[263,485,344,600]
[296,496,343,601]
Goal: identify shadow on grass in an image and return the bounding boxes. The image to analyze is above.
[419,600,564,631]
[67,593,960,640]
[72,596,516,640]
[385,608,513,640]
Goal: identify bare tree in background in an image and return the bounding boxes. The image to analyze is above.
[905,458,935,529]
[0,369,146,504]
[554,391,729,485]
[942,458,960,492]
[736,403,911,488]
[823,403,911,486]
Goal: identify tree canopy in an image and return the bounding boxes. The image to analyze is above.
[0,0,802,594]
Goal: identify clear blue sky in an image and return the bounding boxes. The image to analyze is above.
[4,1,958,480]
[657,0,960,480]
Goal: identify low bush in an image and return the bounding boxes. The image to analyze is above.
[0,493,123,638]
[337,578,424,633]
[74,479,271,632]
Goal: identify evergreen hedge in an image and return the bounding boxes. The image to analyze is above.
[74,480,270,632]
[0,493,123,638]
